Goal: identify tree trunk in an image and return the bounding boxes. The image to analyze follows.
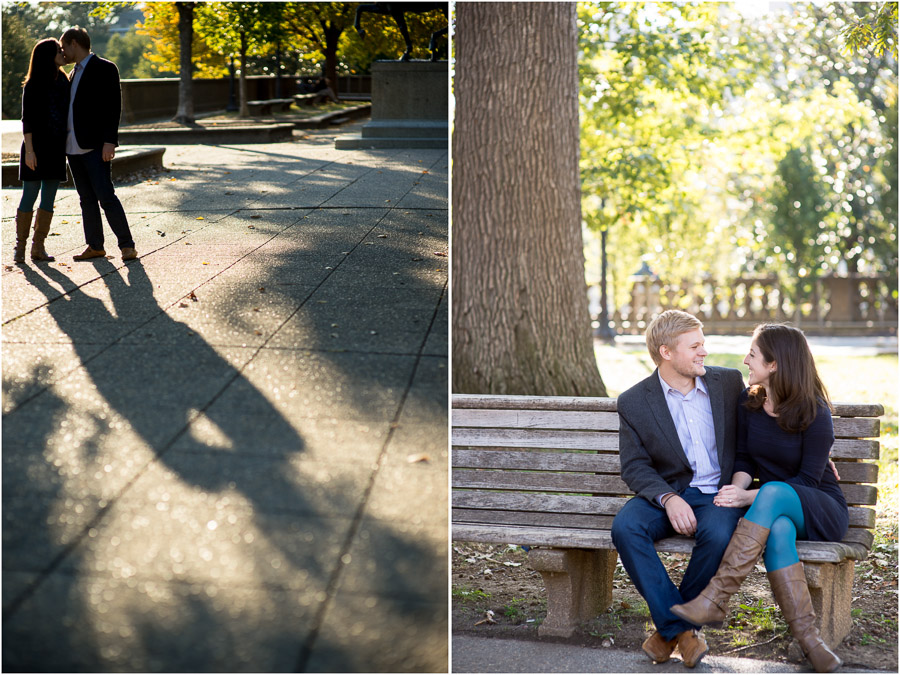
[238,31,248,118]
[324,26,341,101]
[452,2,607,397]
[173,2,194,124]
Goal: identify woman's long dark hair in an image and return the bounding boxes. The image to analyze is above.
[23,38,65,87]
[745,323,833,433]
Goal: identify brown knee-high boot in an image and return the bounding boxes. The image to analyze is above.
[670,518,770,627]
[30,208,55,261]
[14,209,32,263]
[768,562,842,673]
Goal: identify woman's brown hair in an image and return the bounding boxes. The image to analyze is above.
[745,323,833,433]
[23,38,65,87]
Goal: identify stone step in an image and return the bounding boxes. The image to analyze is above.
[334,135,448,150]
[361,119,448,139]
[2,146,166,188]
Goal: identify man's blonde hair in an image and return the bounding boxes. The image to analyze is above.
[645,310,703,366]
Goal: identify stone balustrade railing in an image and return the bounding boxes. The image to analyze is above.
[608,275,897,336]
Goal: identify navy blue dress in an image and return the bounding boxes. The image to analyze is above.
[733,389,849,542]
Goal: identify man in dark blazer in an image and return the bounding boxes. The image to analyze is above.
[612,310,745,668]
[60,27,137,261]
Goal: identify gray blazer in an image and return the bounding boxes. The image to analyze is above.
[617,366,745,505]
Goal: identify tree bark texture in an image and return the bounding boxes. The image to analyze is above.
[324,27,341,102]
[238,32,248,118]
[173,2,194,124]
[453,3,607,397]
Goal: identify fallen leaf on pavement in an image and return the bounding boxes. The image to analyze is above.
[407,453,430,464]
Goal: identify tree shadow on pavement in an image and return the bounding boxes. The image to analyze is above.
[2,248,446,672]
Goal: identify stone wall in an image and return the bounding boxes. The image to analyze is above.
[120,75,372,123]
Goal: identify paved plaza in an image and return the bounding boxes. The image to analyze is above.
[1,123,448,671]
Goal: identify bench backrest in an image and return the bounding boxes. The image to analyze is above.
[452,394,882,552]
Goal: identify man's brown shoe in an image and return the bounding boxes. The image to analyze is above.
[674,629,708,668]
[642,631,677,663]
[121,247,138,261]
[73,246,106,261]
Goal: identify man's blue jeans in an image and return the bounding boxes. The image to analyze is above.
[610,487,745,640]
[67,149,134,250]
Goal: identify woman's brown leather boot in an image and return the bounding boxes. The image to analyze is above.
[30,208,55,261]
[670,518,770,627]
[14,209,32,263]
[768,562,842,673]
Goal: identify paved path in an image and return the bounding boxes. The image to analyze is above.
[1,123,448,672]
[452,635,892,673]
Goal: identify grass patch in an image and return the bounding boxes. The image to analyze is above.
[452,587,490,603]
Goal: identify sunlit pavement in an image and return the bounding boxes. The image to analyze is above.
[1,122,448,672]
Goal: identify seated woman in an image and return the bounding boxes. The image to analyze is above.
[670,323,848,673]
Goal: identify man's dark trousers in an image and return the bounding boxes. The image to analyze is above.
[611,487,745,640]
[67,148,134,251]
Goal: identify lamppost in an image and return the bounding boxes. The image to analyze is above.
[226,56,238,112]
[596,222,616,341]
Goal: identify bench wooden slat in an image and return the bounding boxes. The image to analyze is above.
[453,408,619,431]
[830,439,880,459]
[453,395,884,418]
[454,451,878,485]
[454,478,874,505]
[453,449,621,472]
[453,470,629,494]
[454,410,877,437]
[453,524,870,563]
[453,394,618,411]
[840,483,878,506]
[453,491,628,516]
[831,402,885,417]
[455,497,874,530]
[834,462,879,483]
[848,506,876,529]
[454,433,878,457]
[841,528,875,549]
[453,508,615,530]
[833,417,880,438]
[454,428,618,451]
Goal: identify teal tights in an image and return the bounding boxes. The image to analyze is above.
[19,180,60,212]
[744,481,807,572]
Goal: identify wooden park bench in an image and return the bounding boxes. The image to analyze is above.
[452,394,882,647]
[246,98,295,115]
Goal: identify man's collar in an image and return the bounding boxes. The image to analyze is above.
[657,370,708,396]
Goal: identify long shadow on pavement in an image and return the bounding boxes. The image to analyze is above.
[3,239,445,672]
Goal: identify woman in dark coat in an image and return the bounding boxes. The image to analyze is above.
[15,38,70,263]
[670,323,847,673]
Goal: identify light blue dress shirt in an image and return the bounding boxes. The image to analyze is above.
[657,372,721,502]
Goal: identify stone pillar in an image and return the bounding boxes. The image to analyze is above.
[803,560,855,648]
[336,61,448,149]
[528,548,617,638]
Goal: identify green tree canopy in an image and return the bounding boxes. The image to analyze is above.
[578,1,897,314]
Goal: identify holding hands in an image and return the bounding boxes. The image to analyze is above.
[713,484,755,508]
